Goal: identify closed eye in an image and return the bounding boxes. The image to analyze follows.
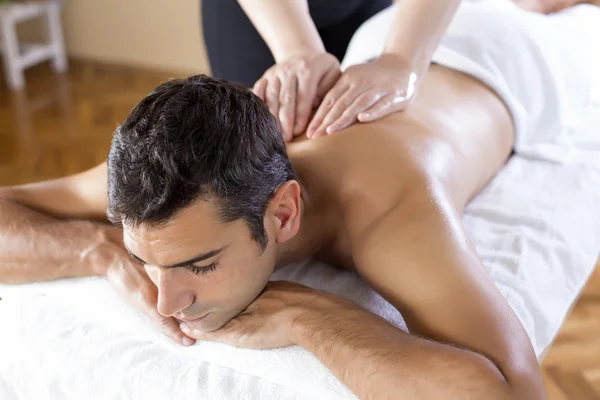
[188,262,217,275]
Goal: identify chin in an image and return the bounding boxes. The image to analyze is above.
[188,310,237,333]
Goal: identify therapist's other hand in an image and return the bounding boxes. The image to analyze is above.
[307,53,419,139]
[105,246,196,347]
[253,52,341,142]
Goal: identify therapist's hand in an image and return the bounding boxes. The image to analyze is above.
[307,53,420,138]
[253,52,341,142]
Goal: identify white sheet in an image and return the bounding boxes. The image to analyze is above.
[2,2,600,399]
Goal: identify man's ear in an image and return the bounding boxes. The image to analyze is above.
[267,180,302,244]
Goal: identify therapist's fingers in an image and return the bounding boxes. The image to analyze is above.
[264,77,282,130]
[278,73,297,141]
[293,62,341,136]
[293,69,319,136]
[307,81,350,138]
[327,90,383,133]
[310,87,368,138]
[357,92,410,123]
[252,78,268,102]
[316,64,343,102]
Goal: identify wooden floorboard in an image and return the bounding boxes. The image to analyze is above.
[1,60,599,399]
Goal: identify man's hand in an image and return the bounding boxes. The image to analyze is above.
[253,52,341,142]
[103,229,195,347]
[180,281,345,349]
[307,53,420,138]
[106,259,196,346]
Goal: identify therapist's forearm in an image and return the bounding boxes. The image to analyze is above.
[237,0,325,62]
[291,306,528,400]
[0,198,121,283]
[384,0,461,72]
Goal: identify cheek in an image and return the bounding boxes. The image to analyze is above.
[222,250,275,302]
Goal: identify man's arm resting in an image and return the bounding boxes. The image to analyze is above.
[291,300,522,400]
[0,163,116,283]
[333,184,546,399]
[0,197,120,284]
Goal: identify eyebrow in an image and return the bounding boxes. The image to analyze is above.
[124,245,225,269]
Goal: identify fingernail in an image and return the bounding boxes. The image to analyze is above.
[327,125,337,134]
[182,336,195,346]
[179,322,188,331]
[359,113,370,121]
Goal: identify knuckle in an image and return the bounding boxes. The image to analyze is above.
[323,97,335,109]
[359,97,375,108]
[341,96,355,107]
[280,63,291,73]
[341,109,354,119]
[280,94,293,105]
[297,59,310,73]
[266,89,279,101]
[263,70,275,80]
[159,317,173,328]
[349,77,367,89]
[331,104,346,116]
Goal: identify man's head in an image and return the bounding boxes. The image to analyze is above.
[107,75,302,332]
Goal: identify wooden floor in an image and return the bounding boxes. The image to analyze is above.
[1,61,599,399]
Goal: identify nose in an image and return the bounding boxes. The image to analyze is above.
[154,268,193,318]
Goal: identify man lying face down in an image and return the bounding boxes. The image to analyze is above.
[5,1,600,398]
[104,66,546,398]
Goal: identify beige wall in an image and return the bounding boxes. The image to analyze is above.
[60,0,210,74]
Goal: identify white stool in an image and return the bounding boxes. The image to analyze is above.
[0,0,67,91]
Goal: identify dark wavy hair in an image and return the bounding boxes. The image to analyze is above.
[106,74,295,250]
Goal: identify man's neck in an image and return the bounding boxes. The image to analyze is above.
[274,177,335,269]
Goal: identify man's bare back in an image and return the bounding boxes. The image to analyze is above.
[285,64,514,269]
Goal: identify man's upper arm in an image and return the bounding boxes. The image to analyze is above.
[0,163,109,221]
[350,199,543,390]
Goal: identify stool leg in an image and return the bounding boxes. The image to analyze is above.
[47,2,67,73]
[0,16,25,90]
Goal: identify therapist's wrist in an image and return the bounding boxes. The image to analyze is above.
[379,51,429,78]
[274,44,326,64]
